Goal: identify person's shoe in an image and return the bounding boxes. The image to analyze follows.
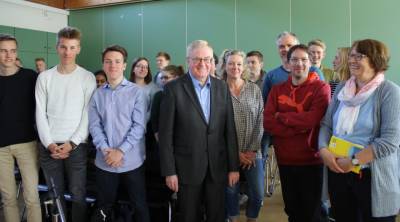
[239,194,248,206]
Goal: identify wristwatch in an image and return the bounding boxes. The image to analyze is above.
[351,155,360,166]
[70,141,78,150]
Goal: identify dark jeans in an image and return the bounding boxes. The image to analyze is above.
[278,164,323,222]
[328,169,397,222]
[39,143,88,222]
[96,165,150,222]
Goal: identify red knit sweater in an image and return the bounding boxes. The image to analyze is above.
[264,73,331,165]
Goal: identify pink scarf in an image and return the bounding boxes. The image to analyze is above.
[335,73,385,135]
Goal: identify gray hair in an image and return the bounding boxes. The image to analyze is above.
[276,31,299,45]
[186,40,213,57]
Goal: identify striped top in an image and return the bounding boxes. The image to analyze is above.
[329,80,339,98]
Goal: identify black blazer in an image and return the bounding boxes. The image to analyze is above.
[159,74,239,185]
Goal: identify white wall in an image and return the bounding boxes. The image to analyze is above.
[0,0,69,33]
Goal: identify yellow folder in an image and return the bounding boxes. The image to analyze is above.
[328,136,364,174]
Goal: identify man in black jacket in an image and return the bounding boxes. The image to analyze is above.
[159,40,239,222]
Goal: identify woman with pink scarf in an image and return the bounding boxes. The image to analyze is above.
[318,39,400,222]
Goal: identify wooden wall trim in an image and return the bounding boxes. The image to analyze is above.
[26,0,155,10]
[27,0,65,9]
[66,0,155,10]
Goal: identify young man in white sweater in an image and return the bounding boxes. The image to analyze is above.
[35,26,96,222]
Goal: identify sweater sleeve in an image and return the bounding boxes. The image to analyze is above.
[370,82,400,159]
[70,73,96,145]
[276,83,331,130]
[35,74,53,148]
[249,86,264,152]
[264,86,302,137]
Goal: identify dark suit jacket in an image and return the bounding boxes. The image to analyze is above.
[159,74,239,185]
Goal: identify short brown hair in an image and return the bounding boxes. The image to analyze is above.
[351,39,389,73]
[130,57,152,84]
[246,50,264,62]
[0,33,18,46]
[57,26,81,45]
[162,65,185,77]
[287,44,309,61]
[102,45,128,63]
[35,57,45,62]
[156,51,170,61]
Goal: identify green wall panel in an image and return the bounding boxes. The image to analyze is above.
[47,32,57,54]
[291,0,350,71]
[142,0,186,73]
[15,28,47,53]
[69,8,104,73]
[68,0,400,84]
[0,25,14,36]
[187,0,236,60]
[351,0,400,83]
[0,25,59,71]
[237,0,290,71]
[18,51,47,71]
[103,4,142,78]
[47,53,59,69]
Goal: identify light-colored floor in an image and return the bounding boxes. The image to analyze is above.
[239,186,287,222]
[2,184,400,221]
[239,186,400,222]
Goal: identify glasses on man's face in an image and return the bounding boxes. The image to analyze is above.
[348,53,367,62]
[135,65,148,69]
[289,58,309,64]
[190,57,213,64]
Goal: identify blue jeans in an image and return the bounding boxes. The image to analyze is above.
[226,157,264,219]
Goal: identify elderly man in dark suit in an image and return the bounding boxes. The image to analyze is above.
[159,40,239,222]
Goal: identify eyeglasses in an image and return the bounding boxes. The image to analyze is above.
[135,65,148,69]
[190,57,213,64]
[348,53,367,62]
[289,58,309,64]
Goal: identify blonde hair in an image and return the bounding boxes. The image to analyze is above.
[308,39,327,51]
[332,47,351,81]
[219,50,250,81]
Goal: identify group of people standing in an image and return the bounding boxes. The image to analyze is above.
[0,25,399,222]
